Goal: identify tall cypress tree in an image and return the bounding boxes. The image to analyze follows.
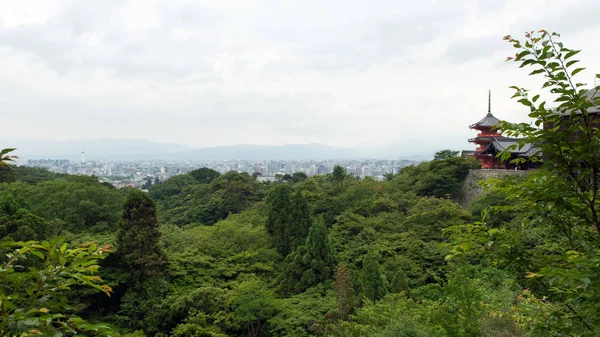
[278,246,308,294]
[331,165,346,184]
[117,189,167,277]
[390,269,409,294]
[288,190,311,251]
[300,216,335,286]
[279,216,335,294]
[361,252,388,302]
[334,263,354,318]
[116,190,169,333]
[265,184,292,255]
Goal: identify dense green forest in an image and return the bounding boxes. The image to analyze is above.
[1,31,599,336]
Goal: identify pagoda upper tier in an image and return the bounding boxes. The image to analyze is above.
[468,111,503,148]
[469,111,501,130]
[470,89,500,131]
[469,111,502,145]
[468,91,504,153]
[462,90,540,170]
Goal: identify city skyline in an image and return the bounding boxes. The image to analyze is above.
[25,157,422,189]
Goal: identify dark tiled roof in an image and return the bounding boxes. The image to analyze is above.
[584,89,599,113]
[583,89,598,99]
[469,112,501,129]
[521,144,540,157]
[481,138,539,156]
[554,88,599,115]
[468,135,512,143]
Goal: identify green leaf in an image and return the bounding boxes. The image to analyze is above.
[542,45,551,54]
[517,98,532,107]
[566,60,579,68]
[516,50,531,60]
[520,59,535,67]
[564,49,580,59]
[530,69,545,76]
[571,67,586,76]
[0,148,17,157]
[30,250,45,260]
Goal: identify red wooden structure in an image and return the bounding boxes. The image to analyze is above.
[468,91,503,168]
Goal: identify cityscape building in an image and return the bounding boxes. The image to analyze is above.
[22,157,422,188]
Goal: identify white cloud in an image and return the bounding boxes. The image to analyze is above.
[0,0,598,155]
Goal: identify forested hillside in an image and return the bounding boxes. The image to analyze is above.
[0,31,599,337]
[0,149,486,336]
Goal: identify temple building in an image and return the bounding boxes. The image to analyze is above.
[462,91,540,170]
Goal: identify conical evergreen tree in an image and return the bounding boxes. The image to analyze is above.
[361,252,388,301]
[288,190,311,251]
[265,184,292,255]
[390,269,409,294]
[278,245,309,294]
[331,165,346,184]
[278,216,335,294]
[334,263,354,318]
[117,189,167,277]
[301,216,335,286]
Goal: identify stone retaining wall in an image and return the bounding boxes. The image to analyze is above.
[458,169,529,208]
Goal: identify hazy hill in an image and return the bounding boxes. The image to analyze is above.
[184,143,358,160]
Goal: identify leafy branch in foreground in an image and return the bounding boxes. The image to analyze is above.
[446,30,600,336]
[0,148,18,167]
[500,30,600,235]
[0,237,113,337]
[445,30,600,336]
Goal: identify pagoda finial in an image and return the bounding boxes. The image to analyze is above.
[488,90,491,114]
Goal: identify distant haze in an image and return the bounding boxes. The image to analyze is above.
[1,1,599,153]
[2,139,191,160]
[3,139,434,161]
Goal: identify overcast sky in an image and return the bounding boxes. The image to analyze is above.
[1,0,599,154]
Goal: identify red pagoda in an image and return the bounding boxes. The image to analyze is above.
[463,91,540,170]
[467,91,503,168]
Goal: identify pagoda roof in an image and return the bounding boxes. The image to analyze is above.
[587,89,599,114]
[479,138,539,156]
[468,135,511,143]
[469,112,501,129]
[554,88,600,115]
[582,88,598,113]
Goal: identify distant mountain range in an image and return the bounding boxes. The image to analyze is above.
[183,143,358,160]
[2,139,433,161]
